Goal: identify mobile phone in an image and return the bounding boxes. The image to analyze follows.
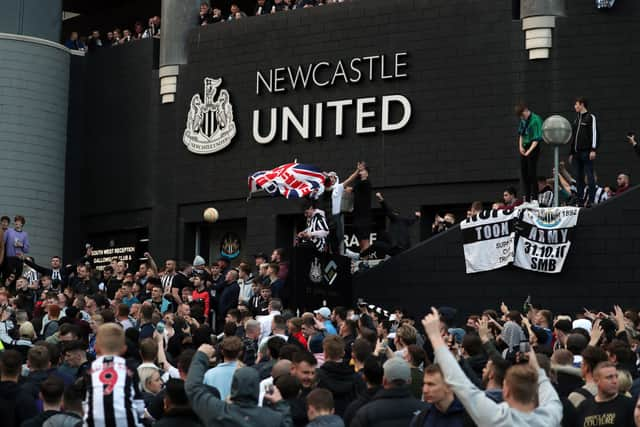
[519,341,530,353]
[156,321,165,334]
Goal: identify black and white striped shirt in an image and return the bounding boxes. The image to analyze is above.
[305,210,329,252]
[85,355,143,427]
[584,185,609,205]
[160,273,175,294]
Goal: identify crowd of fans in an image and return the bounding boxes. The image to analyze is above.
[64,0,350,49]
[3,220,640,427]
[64,16,160,52]
[198,0,349,24]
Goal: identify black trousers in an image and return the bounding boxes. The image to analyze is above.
[520,145,540,202]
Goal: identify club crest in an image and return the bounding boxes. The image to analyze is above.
[220,232,241,259]
[309,257,323,284]
[183,77,236,154]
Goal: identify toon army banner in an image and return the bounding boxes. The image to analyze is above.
[460,208,519,274]
[513,206,580,273]
[461,205,580,274]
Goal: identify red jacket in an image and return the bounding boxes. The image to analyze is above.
[192,289,210,314]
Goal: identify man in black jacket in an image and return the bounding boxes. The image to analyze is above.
[570,97,599,206]
[155,379,203,427]
[315,335,363,417]
[351,357,427,427]
[0,350,34,426]
[344,356,383,426]
[21,375,65,427]
[23,255,69,289]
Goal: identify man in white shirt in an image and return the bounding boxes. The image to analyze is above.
[326,172,345,254]
[258,298,282,341]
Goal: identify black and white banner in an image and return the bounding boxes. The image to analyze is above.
[461,208,518,274]
[462,204,580,274]
[513,206,580,273]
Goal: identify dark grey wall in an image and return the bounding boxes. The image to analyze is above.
[67,0,640,278]
[0,0,62,42]
[353,186,640,319]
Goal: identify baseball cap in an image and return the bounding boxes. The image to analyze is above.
[383,357,411,383]
[314,307,331,319]
[572,318,592,333]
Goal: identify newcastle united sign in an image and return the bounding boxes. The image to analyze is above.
[184,52,412,154]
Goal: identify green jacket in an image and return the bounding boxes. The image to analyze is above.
[518,112,543,149]
[185,351,293,427]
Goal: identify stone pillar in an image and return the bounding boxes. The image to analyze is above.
[520,0,566,60]
[159,0,197,104]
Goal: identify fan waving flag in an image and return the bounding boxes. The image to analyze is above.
[248,162,326,199]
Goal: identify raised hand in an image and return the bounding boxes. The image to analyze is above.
[422,307,442,340]
[589,319,604,347]
[500,302,509,315]
[477,318,491,343]
[198,344,215,359]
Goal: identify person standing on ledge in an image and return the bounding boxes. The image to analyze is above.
[343,161,372,255]
[570,97,599,207]
[516,102,543,203]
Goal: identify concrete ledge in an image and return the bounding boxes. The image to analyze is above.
[0,32,71,54]
[526,37,552,49]
[529,48,550,59]
[522,16,556,30]
[159,65,180,78]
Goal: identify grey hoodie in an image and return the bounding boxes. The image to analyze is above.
[434,346,562,427]
[186,351,293,427]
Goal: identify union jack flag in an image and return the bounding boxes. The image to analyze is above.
[248,162,326,199]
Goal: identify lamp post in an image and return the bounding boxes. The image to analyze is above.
[542,115,572,207]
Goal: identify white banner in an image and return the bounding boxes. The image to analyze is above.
[460,208,519,274]
[513,206,580,274]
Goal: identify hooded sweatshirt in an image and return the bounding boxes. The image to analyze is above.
[500,321,526,353]
[434,346,562,427]
[315,361,361,416]
[186,351,293,427]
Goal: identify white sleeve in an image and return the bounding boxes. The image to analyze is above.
[591,114,597,150]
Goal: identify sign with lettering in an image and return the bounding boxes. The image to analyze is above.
[253,52,412,144]
[461,208,518,274]
[184,52,412,154]
[92,246,136,271]
[461,205,580,274]
[513,206,580,273]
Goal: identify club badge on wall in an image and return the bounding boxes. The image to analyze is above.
[183,77,237,154]
[220,232,241,259]
[309,257,323,284]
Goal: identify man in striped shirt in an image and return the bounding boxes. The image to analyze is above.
[160,258,176,294]
[297,202,330,253]
[84,323,144,427]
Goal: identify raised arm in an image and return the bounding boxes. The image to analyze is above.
[23,256,51,276]
[423,308,504,425]
[185,345,226,421]
[342,169,360,187]
[144,252,159,276]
